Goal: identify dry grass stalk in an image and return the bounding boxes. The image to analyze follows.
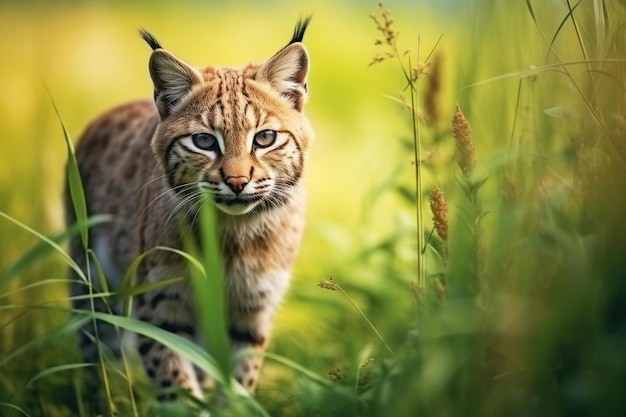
[452,104,476,175]
[429,186,449,242]
[319,276,393,354]
[369,2,398,66]
[411,62,430,83]
[371,2,397,47]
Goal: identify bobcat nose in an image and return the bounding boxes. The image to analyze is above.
[225,176,249,195]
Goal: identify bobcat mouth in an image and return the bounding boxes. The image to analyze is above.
[213,195,263,215]
[215,195,263,206]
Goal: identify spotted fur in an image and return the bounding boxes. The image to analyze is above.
[67,18,313,401]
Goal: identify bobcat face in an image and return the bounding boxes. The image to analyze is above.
[149,39,313,216]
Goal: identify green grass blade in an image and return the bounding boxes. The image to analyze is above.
[0,403,31,417]
[116,247,182,316]
[87,312,224,384]
[595,0,608,44]
[0,215,109,288]
[154,246,205,274]
[565,0,589,62]
[180,195,231,389]
[548,0,583,61]
[188,195,231,385]
[12,363,93,401]
[46,87,89,248]
[87,248,111,296]
[0,315,90,366]
[469,59,626,87]
[149,402,198,417]
[525,0,536,23]
[0,212,85,285]
[0,278,73,300]
[116,276,185,302]
[264,352,334,388]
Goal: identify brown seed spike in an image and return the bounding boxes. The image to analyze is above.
[424,52,444,128]
[452,104,476,175]
[429,186,449,242]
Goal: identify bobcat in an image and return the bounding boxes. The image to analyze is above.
[66,18,313,402]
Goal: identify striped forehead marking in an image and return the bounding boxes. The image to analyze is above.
[196,69,260,152]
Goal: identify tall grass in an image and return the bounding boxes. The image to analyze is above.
[1,0,626,416]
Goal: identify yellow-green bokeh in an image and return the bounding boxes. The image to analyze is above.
[2,0,626,416]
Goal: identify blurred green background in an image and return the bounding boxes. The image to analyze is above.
[1,0,626,416]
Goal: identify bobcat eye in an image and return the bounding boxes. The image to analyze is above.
[253,130,277,149]
[191,133,218,151]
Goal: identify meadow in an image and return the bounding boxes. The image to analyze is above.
[1,0,626,416]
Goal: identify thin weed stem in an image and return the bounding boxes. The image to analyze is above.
[525,0,624,164]
[338,286,393,355]
[85,256,115,415]
[409,43,426,302]
[508,79,523,171]
[319,278,393,355]
[370,3,444,309]
[120,349,139,417]
[385,29,426,302]
[565,0,598,102]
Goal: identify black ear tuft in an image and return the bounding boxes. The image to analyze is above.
[139,29,162,50]
[289,15,312,45]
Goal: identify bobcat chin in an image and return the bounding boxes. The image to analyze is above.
[66,17,313,402]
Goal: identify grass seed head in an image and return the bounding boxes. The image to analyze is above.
[429,186,449,242]
[411,62,430,83]
[371,2,397,46]
[360,357,374,369]
[452,104,476,175]
[318,277,341,290]
[328,367,344,382]
[424,52,444,128]
[369,2,398,66]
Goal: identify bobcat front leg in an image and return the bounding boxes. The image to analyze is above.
[229,318,271,392]
[135,286,204,400]
[227,269,290,392]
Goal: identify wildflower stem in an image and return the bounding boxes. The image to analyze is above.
[383,25,425,305]
[408,41,426,302]
[525,0,624,164]
[321,277,393,355]
[336,285,393,355]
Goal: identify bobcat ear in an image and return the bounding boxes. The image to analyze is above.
[257,42,310,111]
[148,50,203,117]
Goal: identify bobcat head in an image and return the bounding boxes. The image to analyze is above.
[141,18,314,216]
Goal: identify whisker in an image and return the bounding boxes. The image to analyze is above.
[181,193,204,221]
[135,174,168,194]
[161,190,201,233]
[187,198,206,229]
[141,183,197,219]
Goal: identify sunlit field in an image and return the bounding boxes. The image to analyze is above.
[1,0,626,416]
